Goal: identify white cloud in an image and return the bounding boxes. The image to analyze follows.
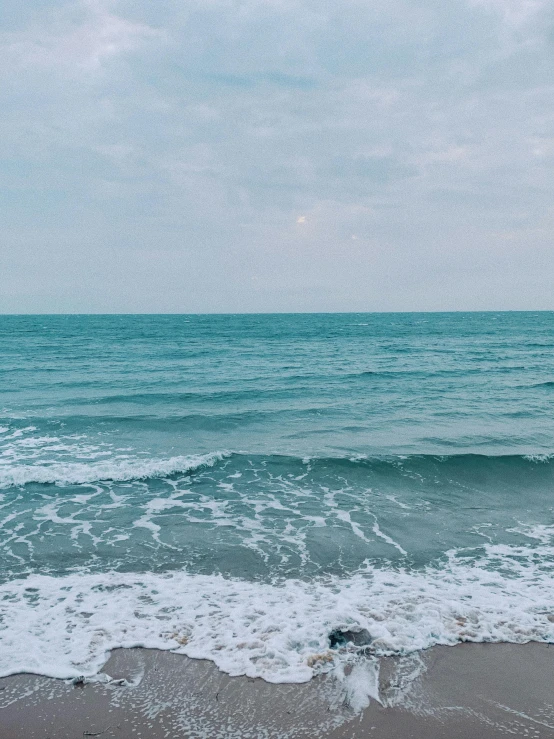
[1,0,161,75]
[468,0,546,26]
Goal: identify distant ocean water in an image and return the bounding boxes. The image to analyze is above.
[1,313,554,684]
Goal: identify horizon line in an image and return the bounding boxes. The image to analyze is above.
[1,309,553,317]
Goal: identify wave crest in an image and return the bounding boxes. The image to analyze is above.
[0,451,229,488]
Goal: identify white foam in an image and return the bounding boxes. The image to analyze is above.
[523,453,554,462]
[0,452,228,488]
[2,542,554,684]
[371,518,407,555]
[334,659,381,711]
[509,523,554,544]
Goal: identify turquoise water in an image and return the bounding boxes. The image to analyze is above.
[2,312,554,682]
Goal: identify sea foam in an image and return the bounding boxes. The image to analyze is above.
[0,451,228,488]
[2,542,554,683]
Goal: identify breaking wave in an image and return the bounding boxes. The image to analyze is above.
[0,451,229,488]
[2,450,554,490]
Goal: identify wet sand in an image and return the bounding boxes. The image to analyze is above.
[2,642,554,738]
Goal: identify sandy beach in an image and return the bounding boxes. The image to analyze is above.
[2,642,554,738]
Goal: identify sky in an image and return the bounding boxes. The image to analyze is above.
[0,0,553,313]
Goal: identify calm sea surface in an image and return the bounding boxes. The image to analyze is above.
[1,312,554,682]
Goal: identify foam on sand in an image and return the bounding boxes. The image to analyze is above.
[2,541,554,686]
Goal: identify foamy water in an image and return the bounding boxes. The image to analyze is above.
[0,451,228,488]
[3,541,554,682]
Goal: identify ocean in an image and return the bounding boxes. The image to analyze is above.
[1,312,554,686]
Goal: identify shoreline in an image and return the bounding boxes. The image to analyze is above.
[2,642,554,738]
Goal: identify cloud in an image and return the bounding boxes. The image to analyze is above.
[0,0,161,75]
[468,0,546,26]
[0,0,553,312]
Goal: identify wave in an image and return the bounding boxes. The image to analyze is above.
[0,451,229,488]
[301,451,554,476]
[2,542,554,682]
[2,449,554,489]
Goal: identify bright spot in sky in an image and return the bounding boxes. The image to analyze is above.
[297,216,306,224]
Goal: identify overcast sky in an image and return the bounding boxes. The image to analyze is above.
[0,0,553,313]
